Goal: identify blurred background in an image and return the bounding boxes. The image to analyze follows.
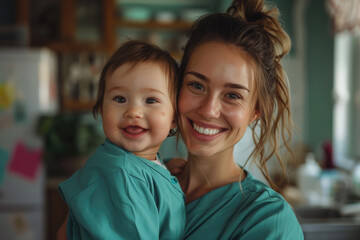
[0,0,359,239]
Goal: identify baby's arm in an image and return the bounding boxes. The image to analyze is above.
[59,171,161,239]
[165,158,187,176]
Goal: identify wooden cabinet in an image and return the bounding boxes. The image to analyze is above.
[26,0,116,54]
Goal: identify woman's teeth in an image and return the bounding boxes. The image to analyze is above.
[193,123,220,135]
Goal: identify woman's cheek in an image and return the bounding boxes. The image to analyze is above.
[224,105,252,129]
[178,89,191,114]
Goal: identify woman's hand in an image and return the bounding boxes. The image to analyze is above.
[165,158,187,176]
[56,215,68,240]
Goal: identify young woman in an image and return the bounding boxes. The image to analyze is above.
[174,0,303,238]
[58,0,303,239]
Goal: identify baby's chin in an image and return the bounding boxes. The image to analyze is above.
[123,144,162,160]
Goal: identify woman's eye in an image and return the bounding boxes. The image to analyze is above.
[226,93,242,100]
[189,82,205,91]
[113,96,126,103]
[146,98,158,104]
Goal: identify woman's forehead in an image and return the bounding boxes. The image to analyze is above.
[185,41,256,89]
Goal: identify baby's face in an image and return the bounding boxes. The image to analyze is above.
[101,62,175,160]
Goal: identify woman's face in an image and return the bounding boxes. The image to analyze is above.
[178,41,259,158]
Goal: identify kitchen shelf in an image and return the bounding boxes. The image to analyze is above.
[41,42,107,53]
[116,20,193,30]
[62,99,96,112]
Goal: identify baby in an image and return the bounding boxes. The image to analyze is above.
[59,40,185,239]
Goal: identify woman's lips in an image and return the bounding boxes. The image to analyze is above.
[188,119,225,138]
[192,122,221,135]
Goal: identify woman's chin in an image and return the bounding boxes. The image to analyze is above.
[187,146,217,158]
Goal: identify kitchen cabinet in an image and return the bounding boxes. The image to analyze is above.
[28,0,115,54]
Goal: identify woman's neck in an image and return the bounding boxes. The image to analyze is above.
[178,150,245,203]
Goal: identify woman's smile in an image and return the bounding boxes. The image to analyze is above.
[187,118,226,141]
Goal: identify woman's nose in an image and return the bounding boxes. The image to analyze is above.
[124,105,144,119]
[196,94,221,119]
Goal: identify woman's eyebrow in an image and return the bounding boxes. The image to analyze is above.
[224,83,250,93]
[185,71,210,82]
[185,71,250,93]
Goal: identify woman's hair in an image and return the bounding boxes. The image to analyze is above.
[178,0,292,191]
[93,40,178,118]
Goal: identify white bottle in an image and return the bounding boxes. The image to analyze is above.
[351,162,360,197]
[297,153,322,205]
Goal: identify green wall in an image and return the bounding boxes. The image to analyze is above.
[305,0,334,150]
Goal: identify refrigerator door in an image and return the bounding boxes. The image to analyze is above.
[0,48,58,240]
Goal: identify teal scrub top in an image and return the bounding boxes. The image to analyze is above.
[184,171,304,240]
[58,139,185,240]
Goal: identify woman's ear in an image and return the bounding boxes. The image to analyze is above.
[249,108,260,124]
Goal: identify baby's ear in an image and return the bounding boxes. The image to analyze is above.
[168,120,177,137]
[170,119,176,130]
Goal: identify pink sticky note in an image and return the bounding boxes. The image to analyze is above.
[8,142,42,180]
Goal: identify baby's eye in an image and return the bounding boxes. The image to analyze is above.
[146,98,158,104]
[189,82,205,91]
[226,93,242,100]
[113,96,126,103]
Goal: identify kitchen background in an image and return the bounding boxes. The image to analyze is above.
[0,0,359,239]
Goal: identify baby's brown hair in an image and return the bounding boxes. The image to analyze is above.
[93,40,178,119]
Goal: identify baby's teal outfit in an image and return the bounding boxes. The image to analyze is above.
[59,139,185,240]
[184,171,304,240]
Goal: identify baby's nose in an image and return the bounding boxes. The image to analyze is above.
[124,105,144,119]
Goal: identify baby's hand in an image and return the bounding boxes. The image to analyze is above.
[165,158,187,176]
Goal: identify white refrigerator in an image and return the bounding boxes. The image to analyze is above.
[0,48,58,240]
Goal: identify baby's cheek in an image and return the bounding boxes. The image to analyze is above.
[152,110,167,124]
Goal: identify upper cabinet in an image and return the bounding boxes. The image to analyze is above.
[28,0,116,54]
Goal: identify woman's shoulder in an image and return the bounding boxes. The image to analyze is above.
[241,171,285,202]
[184,173,303,240]
[237,173,304,239]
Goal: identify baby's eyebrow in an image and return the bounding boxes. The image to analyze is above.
[107,86,127,93]
[142,88,166,96]
[107,86,166,96]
